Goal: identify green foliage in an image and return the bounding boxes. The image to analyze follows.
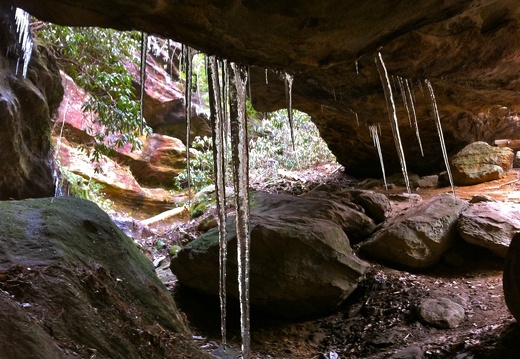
[35,24,151,161]
[249,109,336,182]
[173,136,215,193]
[57,166,113,211]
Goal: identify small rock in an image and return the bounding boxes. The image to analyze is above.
[419,297,465,329]
[390,345,424,359]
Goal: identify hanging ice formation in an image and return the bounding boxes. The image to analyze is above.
[284,72,296,151]
[369,125,388,190]
[139,32,148,133]
[14,8,33,78]
[425,79,456,196]
[182,45,195,201]
[207,56,229,351]
[375,52,411,195]
[229,63,251,359]
[405,79,424,156]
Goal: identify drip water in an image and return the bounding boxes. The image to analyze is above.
[229,63,251,359]
[375,53,411,195]
[425,80,456,196]
[14,8,33,78]
[369,125,388,190]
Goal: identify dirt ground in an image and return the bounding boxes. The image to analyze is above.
[149,166,520,359]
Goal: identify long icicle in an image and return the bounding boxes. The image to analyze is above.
[183,46,195,203]
[284,73,296,152]
[425,79,456,196]
[229,62,251,359]
[207,56,228,351]
[375,52,411,195]
[405,78,424,156]
[139,32,148,134]
[369,124,388,190]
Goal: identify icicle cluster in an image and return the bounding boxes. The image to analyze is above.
[375,52,411,195]
[369,124,388,190]
[14,8,33,78]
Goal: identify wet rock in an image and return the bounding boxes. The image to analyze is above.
[458,201,520,258]
[451,142,514,186]
[171,212,369,319]
[418,297,465,329]
[0,196,206,359]
[503,232,520,322]
[360,194,468,269]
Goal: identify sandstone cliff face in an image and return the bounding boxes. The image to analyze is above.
[0,4,63,199]
[8,0,520,177]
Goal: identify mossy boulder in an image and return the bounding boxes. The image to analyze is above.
[0,196,207,359]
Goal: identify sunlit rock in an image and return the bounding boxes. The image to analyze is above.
[451,142,514,186]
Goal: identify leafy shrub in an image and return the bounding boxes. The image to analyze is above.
[35,24,151,161]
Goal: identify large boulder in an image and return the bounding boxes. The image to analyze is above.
[171,212,369,319]
[0,196,207,359]
[360,194,468,270]
[251,191,377,243]
[451,142,514,186]
[458,201,520,258]
[0,5,63,199]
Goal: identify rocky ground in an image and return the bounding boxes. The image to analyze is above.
[135,164,520,359]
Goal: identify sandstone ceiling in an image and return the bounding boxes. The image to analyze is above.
[9,0,520,177]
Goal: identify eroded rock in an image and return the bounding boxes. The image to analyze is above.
[360,194,468,269]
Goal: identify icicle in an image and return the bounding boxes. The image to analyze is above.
[425,79,456,196]
[369,124,388,190]
[405,79,424,156]
[207,56,228,351]
[183,46,195,201]
[14,8,33,78]
[284,72,296,151]
[265,68,269,84]
[350,109,359,127]
[375,52,411,195]
[397,76,412,127]
[355,60,359,75]
[139,32,148,134]
[229,62,251,359]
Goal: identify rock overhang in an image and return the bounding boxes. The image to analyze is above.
[8,0,520,176]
